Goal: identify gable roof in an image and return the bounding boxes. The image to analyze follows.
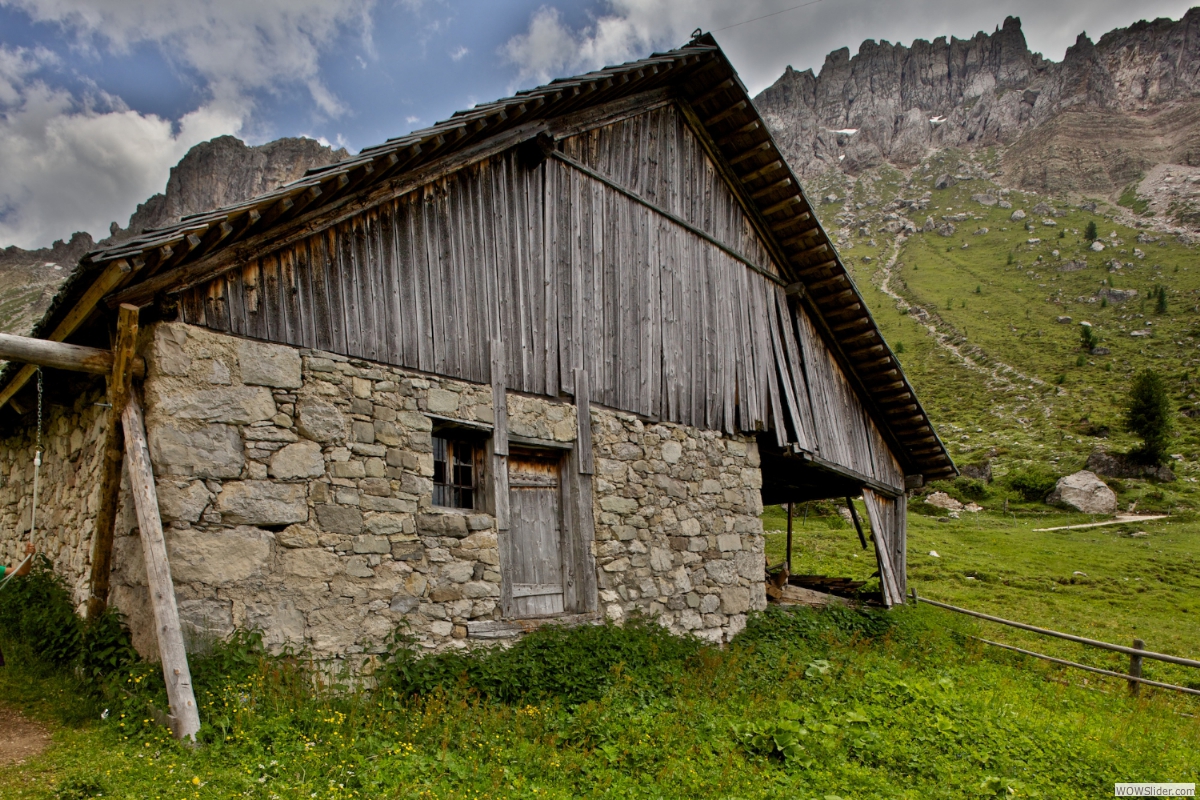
[2,34,954,481]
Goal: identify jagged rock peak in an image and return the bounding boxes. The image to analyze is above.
[755,10,1200,179]
[114,135,349,239]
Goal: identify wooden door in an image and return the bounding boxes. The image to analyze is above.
[506,452,565,617]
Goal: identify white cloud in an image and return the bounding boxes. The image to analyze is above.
[0,75,239,248]
[5,0,377,116]
[0,0,377,248]
[449,45,468,61]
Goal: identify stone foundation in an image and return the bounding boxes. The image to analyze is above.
[3,321,767,659]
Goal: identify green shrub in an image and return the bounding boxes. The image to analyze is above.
[380,615,704,706]
[0,555,137,682]
[1005,464,1059,502]
[1079,323,1097,351]
[1125,369,1174,463]
[1085,220,1098,241]
[952,476,988,501]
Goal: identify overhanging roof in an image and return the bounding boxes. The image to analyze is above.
[1,34,954,480]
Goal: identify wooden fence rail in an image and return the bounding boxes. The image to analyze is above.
[911,590,1200,698]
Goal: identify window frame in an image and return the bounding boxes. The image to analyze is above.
[431,432,483,510]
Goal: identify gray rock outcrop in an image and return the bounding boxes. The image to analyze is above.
[754,10,1200,194]
[1046,470,1118,513]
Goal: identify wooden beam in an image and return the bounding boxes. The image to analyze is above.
[691,77,734,107]
[750,177,793,201]
[122,392,201,741]
[0,332,144,377]
[716,120,760,147]
[728,141,771,167]
[574,367,594,475]
[739,159,784,183]
[0,259,141,410]
[846,496,868,549]
[87,304,139,619]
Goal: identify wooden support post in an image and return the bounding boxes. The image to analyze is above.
[845,496,868,550]
[574,368,593,475]
[87,305,139,619]
[122,392,200,741]
[785,502,793,573]
[1129,638,1145,697]
[490,339,510,531]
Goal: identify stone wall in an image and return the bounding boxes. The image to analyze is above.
[12,321,766,659]
[590,411,767,643]
[0,382,110,611]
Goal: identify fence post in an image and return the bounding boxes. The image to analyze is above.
[1129,639,1144,697]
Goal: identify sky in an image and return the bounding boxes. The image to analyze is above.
[0,0,1195,251]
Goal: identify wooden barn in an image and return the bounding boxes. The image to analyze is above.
[0,34,952,735]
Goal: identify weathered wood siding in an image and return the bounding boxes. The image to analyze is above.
[179,104,903,491]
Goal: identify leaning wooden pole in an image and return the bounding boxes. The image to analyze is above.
[122,392,201,741]
[87,304,139,619]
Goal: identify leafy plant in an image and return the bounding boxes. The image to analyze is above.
[1005,464,1058,502]
[731,701,813,764]
[952,476,988,501]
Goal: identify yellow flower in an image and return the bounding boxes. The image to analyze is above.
[192,776,201,785]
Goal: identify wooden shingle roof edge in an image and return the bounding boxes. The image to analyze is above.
[3,34,954,481]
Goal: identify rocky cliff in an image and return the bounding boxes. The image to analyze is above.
[755,10,1200,199]
[0,136,346,335]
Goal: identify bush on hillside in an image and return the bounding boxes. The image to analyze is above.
[1085,220,1098,241]
[1005,464,1059,502]
[1125,369,1174,464]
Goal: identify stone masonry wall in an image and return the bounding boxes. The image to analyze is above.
[590,411,767,644]
[0,383,110,611]
[113,321,583,659]
[93,321,767,659]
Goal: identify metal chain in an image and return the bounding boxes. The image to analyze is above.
[35,367,43,454]
[29,367,43,546]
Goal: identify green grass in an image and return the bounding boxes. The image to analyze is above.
[1118,184,1151,216]
[765,505,1200,688]
[2,603,1198,799]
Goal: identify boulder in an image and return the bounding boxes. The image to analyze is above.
[971,193,997,206]
[1085,450,1175,482]
[1010,209,1026,221]
[937,222,956,237]
[1046,471,1117,514]
[959,460,992,483]
[923,491,963,511]
[934,173,955,190]
[1090,240,1105,251]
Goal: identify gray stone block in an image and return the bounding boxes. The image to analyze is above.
[216,481,308,526]
[296,398,346,443]
[148,422,244,479]
[238,340,302,388]
[167,526,272,586]
[353,535,391,554]
[316,504,364,535]
[269,440,325,479]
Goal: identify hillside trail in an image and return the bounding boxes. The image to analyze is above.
[0,704,49,766]
[873,232,1054,418]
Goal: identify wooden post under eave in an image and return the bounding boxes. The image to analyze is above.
[122,392,200,741]
[87,304,140,619]
[785,502,793,573]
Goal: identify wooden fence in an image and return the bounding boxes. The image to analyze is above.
[911,590,1200,698]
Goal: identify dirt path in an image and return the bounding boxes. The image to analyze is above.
[875,232,1055,417]
[0,705,49,766]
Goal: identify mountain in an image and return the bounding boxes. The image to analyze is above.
[0,136,347,335]
[755,11,1200,216]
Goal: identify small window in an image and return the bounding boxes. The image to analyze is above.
[433,435,479,509]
